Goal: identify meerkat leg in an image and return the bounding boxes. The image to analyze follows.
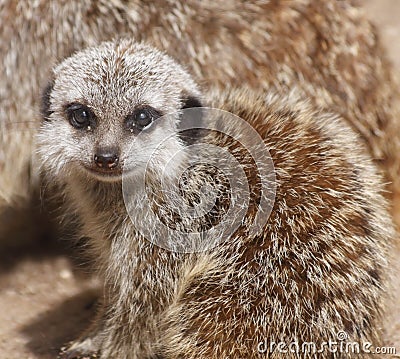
[59,335,102,359]
[93,305,163,359]
[158,261,381,359]
[159,276,260,359]
[58,302,107,359]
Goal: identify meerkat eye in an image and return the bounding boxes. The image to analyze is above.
[126,106,161,132]
[135,110,153,128]
[66,103,93,129]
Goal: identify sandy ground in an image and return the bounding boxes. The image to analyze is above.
[0,1,400,358]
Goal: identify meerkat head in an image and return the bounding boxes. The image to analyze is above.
[38,40,202,183]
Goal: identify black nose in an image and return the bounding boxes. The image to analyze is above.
[94,150,119,169]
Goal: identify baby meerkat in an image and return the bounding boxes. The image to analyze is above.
[38,40,394,359]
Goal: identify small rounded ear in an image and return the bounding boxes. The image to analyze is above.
[40,81,54,121]
[181,96,203,110]
[179,96,205,146]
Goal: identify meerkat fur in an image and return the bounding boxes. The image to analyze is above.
[1,0,400,212]
[38,39,395,359]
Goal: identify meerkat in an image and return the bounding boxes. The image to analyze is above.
[1,0,400,217]
[38,39,394,359]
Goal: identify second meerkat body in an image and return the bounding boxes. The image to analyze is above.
[39,40,394,358]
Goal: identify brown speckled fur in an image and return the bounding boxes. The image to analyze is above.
[0,0,400,209]
[39,41,394,358]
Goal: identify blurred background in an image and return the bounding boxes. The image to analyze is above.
[364,0,400,74]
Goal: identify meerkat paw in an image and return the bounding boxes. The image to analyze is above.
[58,338,100,359]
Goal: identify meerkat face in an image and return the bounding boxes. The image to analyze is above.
[38,40,202,183]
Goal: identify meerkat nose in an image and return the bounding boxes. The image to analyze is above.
[94,149,119,169]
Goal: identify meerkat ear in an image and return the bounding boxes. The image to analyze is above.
[181,96,203,110]
[40,81,54,121]
[179,96,204,145]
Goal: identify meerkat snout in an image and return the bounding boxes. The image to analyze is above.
[93,148,119,169]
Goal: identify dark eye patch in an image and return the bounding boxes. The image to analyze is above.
[125,105,162,133]
[65,103,96,129]
[41,81,54,121]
